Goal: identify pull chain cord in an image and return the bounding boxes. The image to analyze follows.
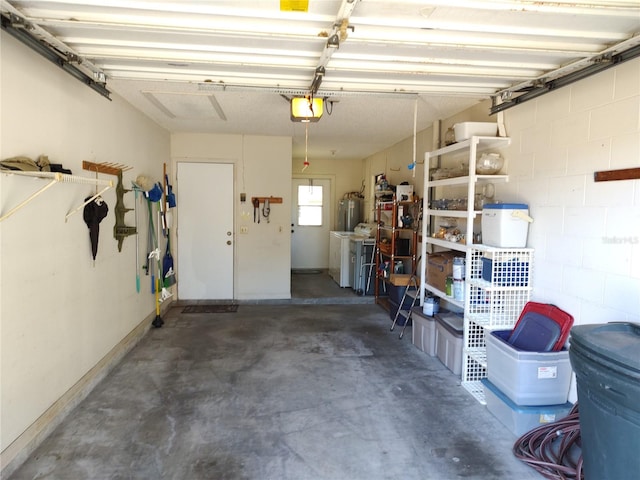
[302,123,310,172]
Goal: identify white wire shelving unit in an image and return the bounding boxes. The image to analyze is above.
[462,245,534,404]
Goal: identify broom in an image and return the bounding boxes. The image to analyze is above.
[152,276,163,328]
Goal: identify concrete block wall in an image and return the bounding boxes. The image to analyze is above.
[499,58,640,328]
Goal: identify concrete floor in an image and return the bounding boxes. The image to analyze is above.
[9,272,541,479]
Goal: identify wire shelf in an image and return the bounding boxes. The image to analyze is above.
[462,246,534,404]
[461,381,486,405]
[467,288,531,328]
[464,320,487,350]
[466,349,487,367]
[462,353,487,383]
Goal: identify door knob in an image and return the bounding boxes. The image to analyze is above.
[227,231,232,236]
[226,240,232,245]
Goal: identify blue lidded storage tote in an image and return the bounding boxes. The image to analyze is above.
[569,322,640,480]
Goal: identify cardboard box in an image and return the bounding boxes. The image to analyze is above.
[426,252,458,292]
[389,274,418,286]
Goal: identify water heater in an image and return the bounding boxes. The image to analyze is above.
[337,198,362,231]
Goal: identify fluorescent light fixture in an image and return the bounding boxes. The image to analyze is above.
[291,96,323,122]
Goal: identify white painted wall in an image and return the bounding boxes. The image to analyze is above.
[1,32,169,463]
[171,133,292,300]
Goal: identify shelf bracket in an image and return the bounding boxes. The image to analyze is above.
[0,170,113,223]
[0,174,59,222]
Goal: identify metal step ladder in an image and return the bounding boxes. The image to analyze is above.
[390,273,420,339]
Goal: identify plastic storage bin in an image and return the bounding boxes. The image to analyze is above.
[486,330,571,405]
[481,203,530,248]
[389,299,411,326]
[411,307,437,356]
[388,283,415,307]
[453,122,498,141]
[435,312,464,375]
[481,379,573,436]
[569,322,640,480]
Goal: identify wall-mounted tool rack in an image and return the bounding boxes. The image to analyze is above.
[250,196,283,205]
[0,169,113,223]
[82,161,135,251]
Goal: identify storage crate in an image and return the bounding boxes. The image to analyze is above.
[487,330,572,406]
[436,312,464,375]
[389,274,418,286]
[466,247,534,329]
[482,379,573,436]
[481,257,530,286]
[411,307,437,356]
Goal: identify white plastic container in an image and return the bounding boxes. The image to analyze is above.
[482,379,574,436]
[482,203,532,248]
[453,122,498,141]
[422,297,439,316]
[486,330,572,406]
[395,184,413,201]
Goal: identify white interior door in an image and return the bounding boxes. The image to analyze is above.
[291,178,331,270]
[177,162,234,300]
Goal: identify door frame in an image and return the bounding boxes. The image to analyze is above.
[291,174,335,268]
[175,159,235,300]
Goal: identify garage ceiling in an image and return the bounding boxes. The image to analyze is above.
[2,0,639,162]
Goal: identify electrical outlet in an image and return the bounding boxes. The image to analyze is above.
[240,226,248,234]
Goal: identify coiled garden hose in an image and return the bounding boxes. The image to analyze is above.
[513,403,583,480]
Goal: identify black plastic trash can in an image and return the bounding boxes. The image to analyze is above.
[569,322,640,480]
